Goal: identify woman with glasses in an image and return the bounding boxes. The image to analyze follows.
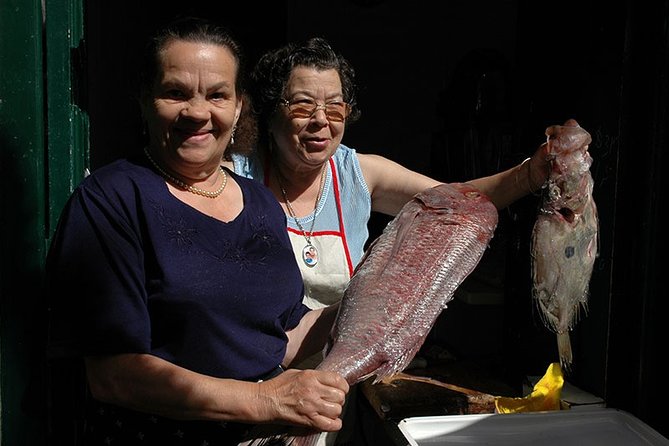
[226,37,587,445]
[229,37,555,319]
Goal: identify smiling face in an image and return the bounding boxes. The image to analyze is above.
[142,39,242,177]
[270,66,346,174]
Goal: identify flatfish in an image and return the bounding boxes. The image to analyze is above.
[284,182,498,446]
[531,120,598,371]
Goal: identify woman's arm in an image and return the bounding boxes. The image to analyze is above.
[359,139,551,214]
[467,142,550,210]
[85,353,348,431]
[283,304,340,368]
[358,153,441,215]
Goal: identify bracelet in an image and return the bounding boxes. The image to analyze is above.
[515,157,543,196]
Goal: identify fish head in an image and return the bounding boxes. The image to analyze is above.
[413,183,498,244]
[418,183,495,213]
[545,121,592,158]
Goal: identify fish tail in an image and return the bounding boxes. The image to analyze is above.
[557,332,573,373]
[245,434,293,445]
[289,432,323,446]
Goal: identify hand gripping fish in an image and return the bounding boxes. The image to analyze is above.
[531,120,598,372]
[258,182,498,446]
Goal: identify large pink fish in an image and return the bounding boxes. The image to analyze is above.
[282,182,498,446]
[531,120,598,371]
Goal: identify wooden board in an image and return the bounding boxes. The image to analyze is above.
[360,360,519,421]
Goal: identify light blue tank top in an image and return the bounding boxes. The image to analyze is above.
[232,144,372,307]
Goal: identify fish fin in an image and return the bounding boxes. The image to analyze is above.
[245,434,293,445]
[352,242,374,275]
[391,208,421,258]
[557,332,573,373]
[371,345,423,384]
[591,202,601,259]
[286,432,324,446]
[351,206,420,278]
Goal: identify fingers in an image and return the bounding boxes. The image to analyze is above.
[545,118,580,139]
[311,413,343,432]
[260,369,349,432]
[315,369,349,394]
[290,370,347,432]
[530,142,551,187]
[544,119,592,157]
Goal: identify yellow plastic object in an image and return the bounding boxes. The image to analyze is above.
[495,362,564,413]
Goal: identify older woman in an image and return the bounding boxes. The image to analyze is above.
[46,18,347,445]
[227,37,587,446]
[230,37,554,313]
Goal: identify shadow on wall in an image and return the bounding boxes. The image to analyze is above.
[0,129,49,445]
[429,47,515,183]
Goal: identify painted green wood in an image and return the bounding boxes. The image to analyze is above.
[45,0,89,235]
[0,1,49,444]
[1,0,87,444]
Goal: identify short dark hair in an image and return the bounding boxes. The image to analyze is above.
[139,16,245,95]
[250,37,361,150]
[138,16,256,156]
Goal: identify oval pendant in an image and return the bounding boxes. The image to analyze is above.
[302,244,319,267]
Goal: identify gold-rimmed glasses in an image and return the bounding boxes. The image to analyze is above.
[281,98,350,122]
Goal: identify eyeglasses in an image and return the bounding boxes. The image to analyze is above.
[281,98,350,123]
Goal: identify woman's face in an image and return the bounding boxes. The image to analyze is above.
[142,40,241,175]
[270,66,347,173]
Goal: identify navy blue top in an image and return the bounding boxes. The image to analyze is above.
[46,154,308,382]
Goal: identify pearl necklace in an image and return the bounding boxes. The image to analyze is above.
[144,147,227,198]
[276,165,327,268]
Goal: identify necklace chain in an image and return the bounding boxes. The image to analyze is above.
[144,147,227,198]
[276,165,327,244]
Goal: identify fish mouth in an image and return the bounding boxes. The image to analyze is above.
[559,207,576,224]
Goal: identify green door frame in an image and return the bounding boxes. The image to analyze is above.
[45,0,89,228]
[0,0,87,444]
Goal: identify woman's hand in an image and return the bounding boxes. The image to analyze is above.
[526,141,551,195]
[257,369,349,432]
[529,118,589,193]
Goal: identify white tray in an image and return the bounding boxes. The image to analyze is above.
[397,407,669,445]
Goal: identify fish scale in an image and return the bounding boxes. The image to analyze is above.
[280,182,498,446]
[324,216,495,384]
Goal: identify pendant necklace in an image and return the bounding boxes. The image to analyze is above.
[276,164,327,268]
